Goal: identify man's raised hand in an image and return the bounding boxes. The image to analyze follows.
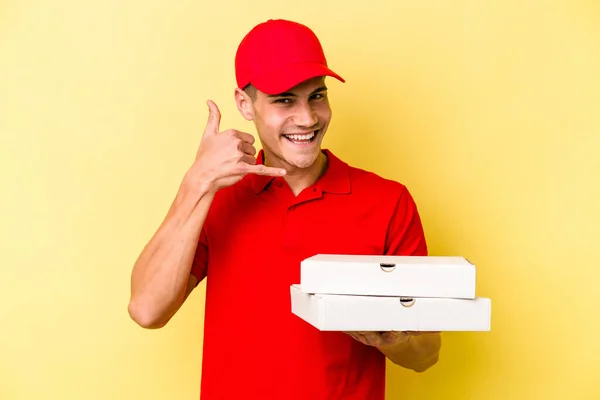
[188,100,286,194]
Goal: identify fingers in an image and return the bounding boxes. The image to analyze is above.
[240,142,256,157]
[235,130,255,145]
[243,163,286,176]
[405,331,441,336]
[344,331,382,347]
[203,100,221,138]
[361,332,383,347]
[379,331,408,347]
[241,154,257,165]
[228,155,284,177]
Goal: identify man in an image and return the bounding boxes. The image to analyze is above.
[128,19,441,399]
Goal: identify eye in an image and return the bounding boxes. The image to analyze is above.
[274,98,293,104]
[311,93,326,101]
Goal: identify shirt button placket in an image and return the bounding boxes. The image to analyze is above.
[283,203,299,249]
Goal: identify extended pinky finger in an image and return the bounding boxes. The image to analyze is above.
[244,163,287,176]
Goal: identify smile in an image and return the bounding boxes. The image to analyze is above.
[283,131,318,143]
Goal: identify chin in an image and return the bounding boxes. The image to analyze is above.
[287,154,320,170]
[282,144,323,170]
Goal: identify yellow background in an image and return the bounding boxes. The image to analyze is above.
[2,0,599,399]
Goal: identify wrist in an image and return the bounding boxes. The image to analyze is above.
[181,166,216,198]
[173,173,213,214]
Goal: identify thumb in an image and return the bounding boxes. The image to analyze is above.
[203,100,221,138]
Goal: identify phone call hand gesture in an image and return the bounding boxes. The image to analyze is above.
[187,100,286,194]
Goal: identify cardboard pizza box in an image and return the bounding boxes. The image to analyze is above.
[300,254,476,299]
[290,284,491,332]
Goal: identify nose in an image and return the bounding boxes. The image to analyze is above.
[293,101,318,128]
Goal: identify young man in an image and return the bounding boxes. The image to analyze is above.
[128,19,441,399]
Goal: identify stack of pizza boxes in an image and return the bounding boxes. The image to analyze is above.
[291,254,491,332]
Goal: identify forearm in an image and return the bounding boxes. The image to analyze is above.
[378,333,442,372]
[128,179,214,328]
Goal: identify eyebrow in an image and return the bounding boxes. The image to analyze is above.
[268,86,328,98]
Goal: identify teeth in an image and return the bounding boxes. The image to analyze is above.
[286,132,315,141]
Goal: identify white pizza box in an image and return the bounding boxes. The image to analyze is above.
[300,254,476,299]
[290,284,491,332]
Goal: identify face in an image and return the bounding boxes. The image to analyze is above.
[236,76,332,171]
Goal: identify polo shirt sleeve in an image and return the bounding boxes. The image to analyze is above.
[190,227,208,283]
[384,185,428,257]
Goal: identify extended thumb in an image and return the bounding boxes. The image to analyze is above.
[205,99,221,134]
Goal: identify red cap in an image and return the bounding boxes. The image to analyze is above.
[235,19,345,95]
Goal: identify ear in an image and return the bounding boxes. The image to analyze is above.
[234,88,254,121]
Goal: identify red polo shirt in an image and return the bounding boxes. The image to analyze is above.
[190,149,427,400]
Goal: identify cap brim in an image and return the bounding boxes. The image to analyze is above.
[250,62,345,95]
